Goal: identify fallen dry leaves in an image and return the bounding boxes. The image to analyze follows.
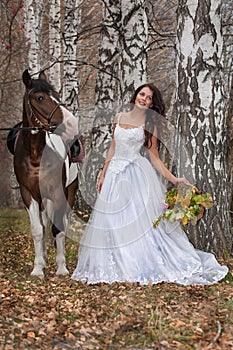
[0,209,233,349]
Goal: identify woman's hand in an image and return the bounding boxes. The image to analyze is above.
[175,177,192,188]
[97,173,105,193]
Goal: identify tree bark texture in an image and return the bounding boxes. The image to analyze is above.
[79,0,121,209]
[23,0,43,73]
[49,0,62,92]
[62,0,80,118]
[223,0,233,222]
[79,0,148,210]
[175,0,232,255]
[120,0,148,103]
[227,76,233,217]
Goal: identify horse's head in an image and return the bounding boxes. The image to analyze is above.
[22,69,63,132]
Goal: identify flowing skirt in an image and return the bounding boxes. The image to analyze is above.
[72,156,228,285]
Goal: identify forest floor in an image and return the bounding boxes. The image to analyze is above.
[0,208,233,350]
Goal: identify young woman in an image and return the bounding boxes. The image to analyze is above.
[72,84,228,285]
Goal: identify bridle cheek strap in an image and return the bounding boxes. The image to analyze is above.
[47,102,62,124]
[27,89,62,130]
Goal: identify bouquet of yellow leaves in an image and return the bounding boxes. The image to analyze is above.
[153,185,214,228]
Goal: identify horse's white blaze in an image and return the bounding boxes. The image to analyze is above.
[55,231,69,275]
[27,198,46,276]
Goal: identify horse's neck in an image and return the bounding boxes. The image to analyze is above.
[22,131,45,161]
[22,103,30,128]
[21,123,45,161]
[22,104,46,159]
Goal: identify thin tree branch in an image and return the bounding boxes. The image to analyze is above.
[207,320,222,348]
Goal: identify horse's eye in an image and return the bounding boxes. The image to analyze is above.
[37,95,44,102]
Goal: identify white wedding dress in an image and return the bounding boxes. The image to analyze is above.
[72,118,228,285]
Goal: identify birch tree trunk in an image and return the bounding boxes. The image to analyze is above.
[23,0,43,73]
[80,0,121,208]
[222,0,233,221]
[80,0,148,209]
[120,0,148,103]
[227,76,233,216]
[62,0,80,118]
[175,0,232,255]
[49,0,62,92]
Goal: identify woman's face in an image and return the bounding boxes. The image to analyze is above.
[135,86,153,109]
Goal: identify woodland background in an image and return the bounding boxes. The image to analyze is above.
[0,0,232,255]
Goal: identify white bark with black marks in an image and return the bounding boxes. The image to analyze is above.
[62,0,80,118]
[49,0,62,92]
[175,0,232,254]
[120,0,148,103]
[80,0,121,208]
[80,0,148,208]
[23,0,43,73]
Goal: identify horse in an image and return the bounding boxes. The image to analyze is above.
[10,69,82,277]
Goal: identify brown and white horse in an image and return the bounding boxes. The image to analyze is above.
[13,69,80,277]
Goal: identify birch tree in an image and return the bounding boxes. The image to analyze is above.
[62,0,80,117]
[80,0,121,207]
[223,0,233,218]
[175,0,232,254]
[80,0,148,207]
[227,77,233,216]
[48,0,62,91]
[120,0,148,103]
[23,0,44,73]
[222,0,233,92]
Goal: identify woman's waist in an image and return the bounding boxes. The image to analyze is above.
[114,144,142,158]
[108,155,141,174]
[113,151,141,160]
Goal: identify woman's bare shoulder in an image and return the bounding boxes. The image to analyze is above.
[113,113,120,123]
[113,112,130,123]
[119,111,131,122]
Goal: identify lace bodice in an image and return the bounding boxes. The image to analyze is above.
[108,123,145,174]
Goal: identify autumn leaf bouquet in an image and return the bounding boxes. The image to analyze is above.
[153,185,214,228]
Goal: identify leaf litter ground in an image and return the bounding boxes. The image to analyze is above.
[0,209,233,350]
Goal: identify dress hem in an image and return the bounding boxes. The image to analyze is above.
[71,268,228,286]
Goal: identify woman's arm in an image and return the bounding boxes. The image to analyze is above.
[148,126,191,187]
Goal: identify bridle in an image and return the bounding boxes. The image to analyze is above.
[27,88,63,132]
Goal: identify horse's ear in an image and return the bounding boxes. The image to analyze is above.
[39,70,47,81]
[22,69,32,88]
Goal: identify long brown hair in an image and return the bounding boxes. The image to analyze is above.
[130,83,165,149]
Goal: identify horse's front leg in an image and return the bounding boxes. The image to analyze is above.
[27,198,47,277]
[55,230,69,276]
[52,207,69,276]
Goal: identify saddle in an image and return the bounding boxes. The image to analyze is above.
[66,136,84,163]
[7,122,22,155]
[6,123,84,163]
